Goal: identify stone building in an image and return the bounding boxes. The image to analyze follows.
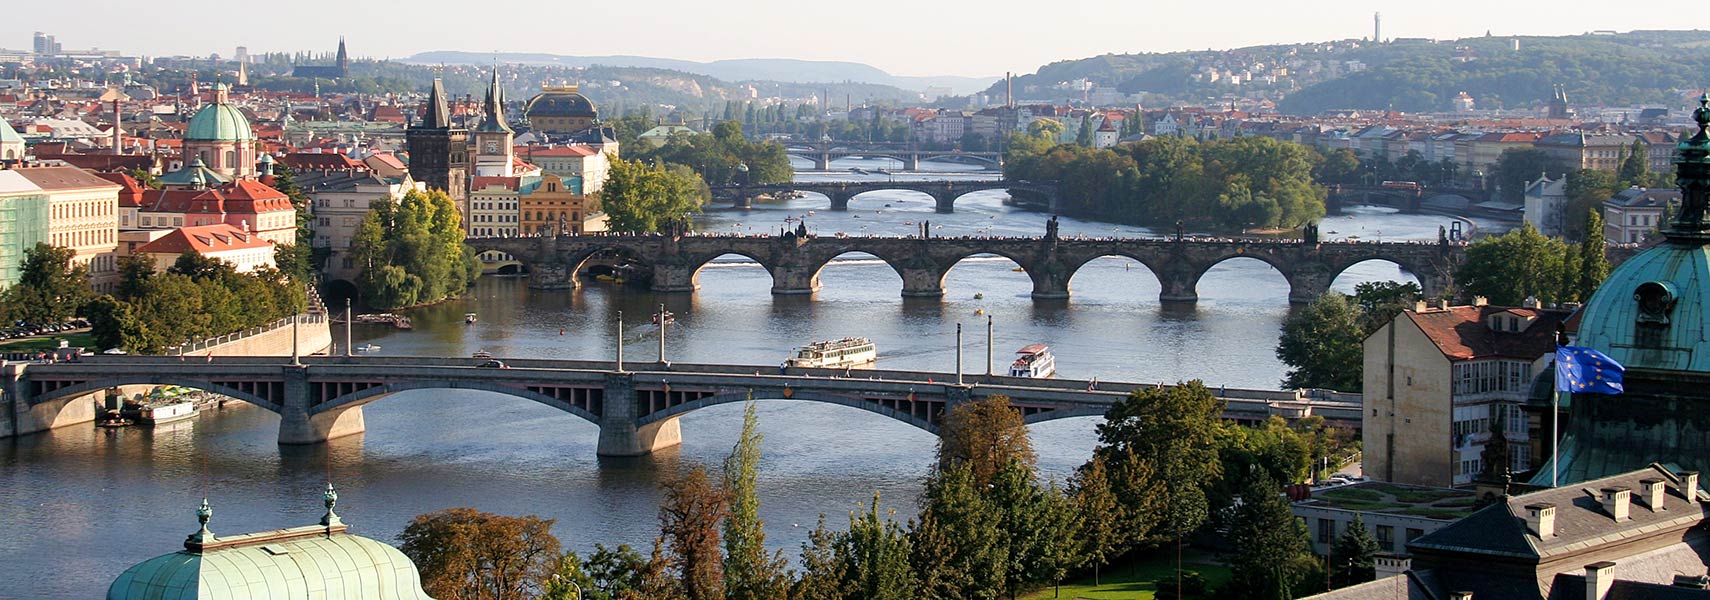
[405,78,469,204]
[519,173,604,236]
[2,166,121,291]
[181,84,257,181]
[523,84,598,134]
[472,68,515,178]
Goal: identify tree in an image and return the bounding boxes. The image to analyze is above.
[1027,118,1065,141]
[582,544,650,600]
[1329,514,1379,588]
[1578,208,1610,302]
[542,552,597,600]
[600,156,706,233]
[4,243,92,326]
[397,507,563,600]
[936,395,1036,486]
[835,493,917,600]
[1213,418,1312,511]
[1351,281,1421,330]
[1618,140,1650,186]
[724,401,790,600]
[637,537,687,600]
[1096,382,1224,547]
[1493,149,1569,204]
[910,463,1005,600]
[1564,169,1621,237]
[1220,476,1319,599]
[1455,223,1575,305]
[794,516,843,600]
[660,466,728,600]
[352,189,477,309]
[1276,292,1366,391]
[1311,149,1361,185]
[1070,455,1122,586]
[84,294,142,351]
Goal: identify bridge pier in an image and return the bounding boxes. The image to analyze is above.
[527,262,578,290]
[278,366,366,444]
[828,191,852,212]
[933,193,955,214]
[652,264,698,293]
[597,373,682,456]
[901,267,945,298]
[1159,272,1200,303]
[1030,270,1071,300]
[770,265,821,295]
[1286,268,1333,304]
[902,155,920,171]
[813,154,830,171]
[732,192,752,210]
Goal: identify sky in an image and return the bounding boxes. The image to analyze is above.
[5,0,1698,78]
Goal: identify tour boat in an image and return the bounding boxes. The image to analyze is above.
[1008,344,1057,379]
[465,313,478,324]
[784,337,878,369]
[139,401,198,425]
[472,350,493,359]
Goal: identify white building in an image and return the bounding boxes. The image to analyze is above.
[1602,187,1678,245]
[1521,174,1568,237]
[134,223,275,273]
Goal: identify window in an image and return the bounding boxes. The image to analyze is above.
[1375,525,1395,550]
[1406,528,1425,544]
[1317,518,1335,544]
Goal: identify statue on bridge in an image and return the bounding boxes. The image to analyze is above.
[1046,215,1060,243]
[1303,221,1319,245]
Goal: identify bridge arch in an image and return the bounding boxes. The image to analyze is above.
[807,251,908,297]
[688,252,778,292]
[315,379,602,425]
[1064,253,1166,302]
[1192,253,1297,303]
[843,188,940,212]
[29,377,282,413]
[1021,406,1109,425]
[565,244,657,282]
[1327,257,1425,292]
[635,389,940,434]
[937,249,1047,297]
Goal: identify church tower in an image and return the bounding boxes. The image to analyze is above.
[473,67,515,177]
[406,76,469,202]
[336,37,348,77]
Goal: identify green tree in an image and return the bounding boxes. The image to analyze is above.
[1493,148,1568,204]
[1070,455,1122,586]
[1096,382,1224,548]
[1027,118,1065,141]
[1213,418,1313,510]
[397,507,563,600]
[794,516,843,600]
[1564,169,1621,237]
[1351,281,1422,330]
[935,395,1036,486]
[1578,208,1610,301]
[1329,514,1379,588]
[660,466,728,600]
[542,552,597,600]
[582,544,650,600]
[1220,476,1319,600]
[84,294,143,351]
[351,189,477,309]
[724,401,790,600]
[1276,292,1365,391]
[835,493,917,600]
[4,243,92,326]
[600,156,706,233]
[910,463,1005,600]
[1455,223,1575,305]
[1618,140,1650,185]
[1311,149,1361,185]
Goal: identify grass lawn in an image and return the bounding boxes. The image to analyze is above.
[0,331,97,351]
[1022,550,1231,600]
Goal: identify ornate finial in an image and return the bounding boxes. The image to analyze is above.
[1669,93,1710,239]
[320,483,343,528]
[185,497,214,549]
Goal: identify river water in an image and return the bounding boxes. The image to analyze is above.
[0,160,1492,597]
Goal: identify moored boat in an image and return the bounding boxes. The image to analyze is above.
[784,337,877,369]
[465,313,478,324]
[1008,344,1057,378]
[139,401,197,425]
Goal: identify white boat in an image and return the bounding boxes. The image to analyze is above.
[785,337,877,369]
[1008,344,1057,378]
[465,313,478,324]
[140,401,197,425]
[356,344,381,353]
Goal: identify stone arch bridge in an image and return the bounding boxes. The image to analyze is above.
[710,180,1059,213]
[468,232,1463,303]
[783,144,1004,171]
[2,356,1361,455]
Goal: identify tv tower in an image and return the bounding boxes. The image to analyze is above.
[1374,12,1383,44]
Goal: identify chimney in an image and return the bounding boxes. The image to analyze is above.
[1600,487,1631,521]
[1450,593,1473,600]
[1681,471,1700,500]
[1374,553,1411,579]
[1640,478,1666,511]
[1436,298,1451,310]
[1473,296,1488,306]
[1414,300,1429,312]
[1524,296,1542,309]
[1585,561,1616,600]
[1525,503,1557,538]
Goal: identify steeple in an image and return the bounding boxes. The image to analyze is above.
[476,67,513,134]
[1667,94,1710,240]
[421,77,451,129]
[336,36,348,72]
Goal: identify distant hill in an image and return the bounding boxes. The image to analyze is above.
[980,30,1710,115]
[406,51,996,97]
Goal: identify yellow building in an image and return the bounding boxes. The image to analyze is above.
[519,173,605,235]
[1362,300,1566,487]
[7,167,121,291]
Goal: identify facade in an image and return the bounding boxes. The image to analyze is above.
[1522,174,1568,237]
[181,84,256,180]
[521,145,608,195]
[138,179,297,246]
[7,166,121,291]
[1363,300,1568,487]
[523,85,598,134]
[1533,133,1635,172]
[299,169,420,279]
[405,78,469,204]
[1602,186,1677,244]
[0,170,50,287]
[107,489,436,600]
[467,175,534,239]
[472,69,515,178]
[0,117,23,163]
[134,223,275,273]
[1291,481,1475,556]
[518,173,604,235]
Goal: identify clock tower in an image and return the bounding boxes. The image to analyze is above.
[473,67,515,177]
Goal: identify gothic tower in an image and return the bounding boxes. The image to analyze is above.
[336,37,348,76]
[406,77,469,203]
[473,67,515,177]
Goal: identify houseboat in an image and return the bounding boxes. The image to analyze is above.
[139,401,197,425]
[1008,344,1057,378]
[784,337,878,369]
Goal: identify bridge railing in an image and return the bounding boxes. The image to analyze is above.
[172,312,327,355]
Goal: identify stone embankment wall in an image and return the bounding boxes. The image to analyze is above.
[185,316,333,357]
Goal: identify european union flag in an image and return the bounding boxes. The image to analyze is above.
[1556,345,1625,394]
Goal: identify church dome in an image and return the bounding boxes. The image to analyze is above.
[185,85,254,142]
[524,85,597,119]
[1576,96,1710,373]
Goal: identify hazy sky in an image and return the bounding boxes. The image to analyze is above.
[6,1,1695,77]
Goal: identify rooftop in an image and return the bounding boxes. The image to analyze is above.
[1298,481,1479,521]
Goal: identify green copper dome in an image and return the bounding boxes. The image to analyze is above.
[185,86,253,142]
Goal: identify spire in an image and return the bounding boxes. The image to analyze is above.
[320,483,344,529]
[477,67,513,134]
[336,36,348,72]
[421,77,451,129]
[1667,94,1710,240]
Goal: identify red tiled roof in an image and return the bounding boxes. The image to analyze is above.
[472,176,521,191]
[142,180,293,216]
[92,171,145,207]
[1403,305,1568,361]
[136,223,272,255]
[279,152,364,171]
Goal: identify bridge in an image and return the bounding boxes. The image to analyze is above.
[783,143,1003,171]
[1,355,1362,456]
[467,226,1463,303]
[710,179,1059,213]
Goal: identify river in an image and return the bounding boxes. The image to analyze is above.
[0,160,1497,597]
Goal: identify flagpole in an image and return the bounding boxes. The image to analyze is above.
[1553,326,1568,488]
